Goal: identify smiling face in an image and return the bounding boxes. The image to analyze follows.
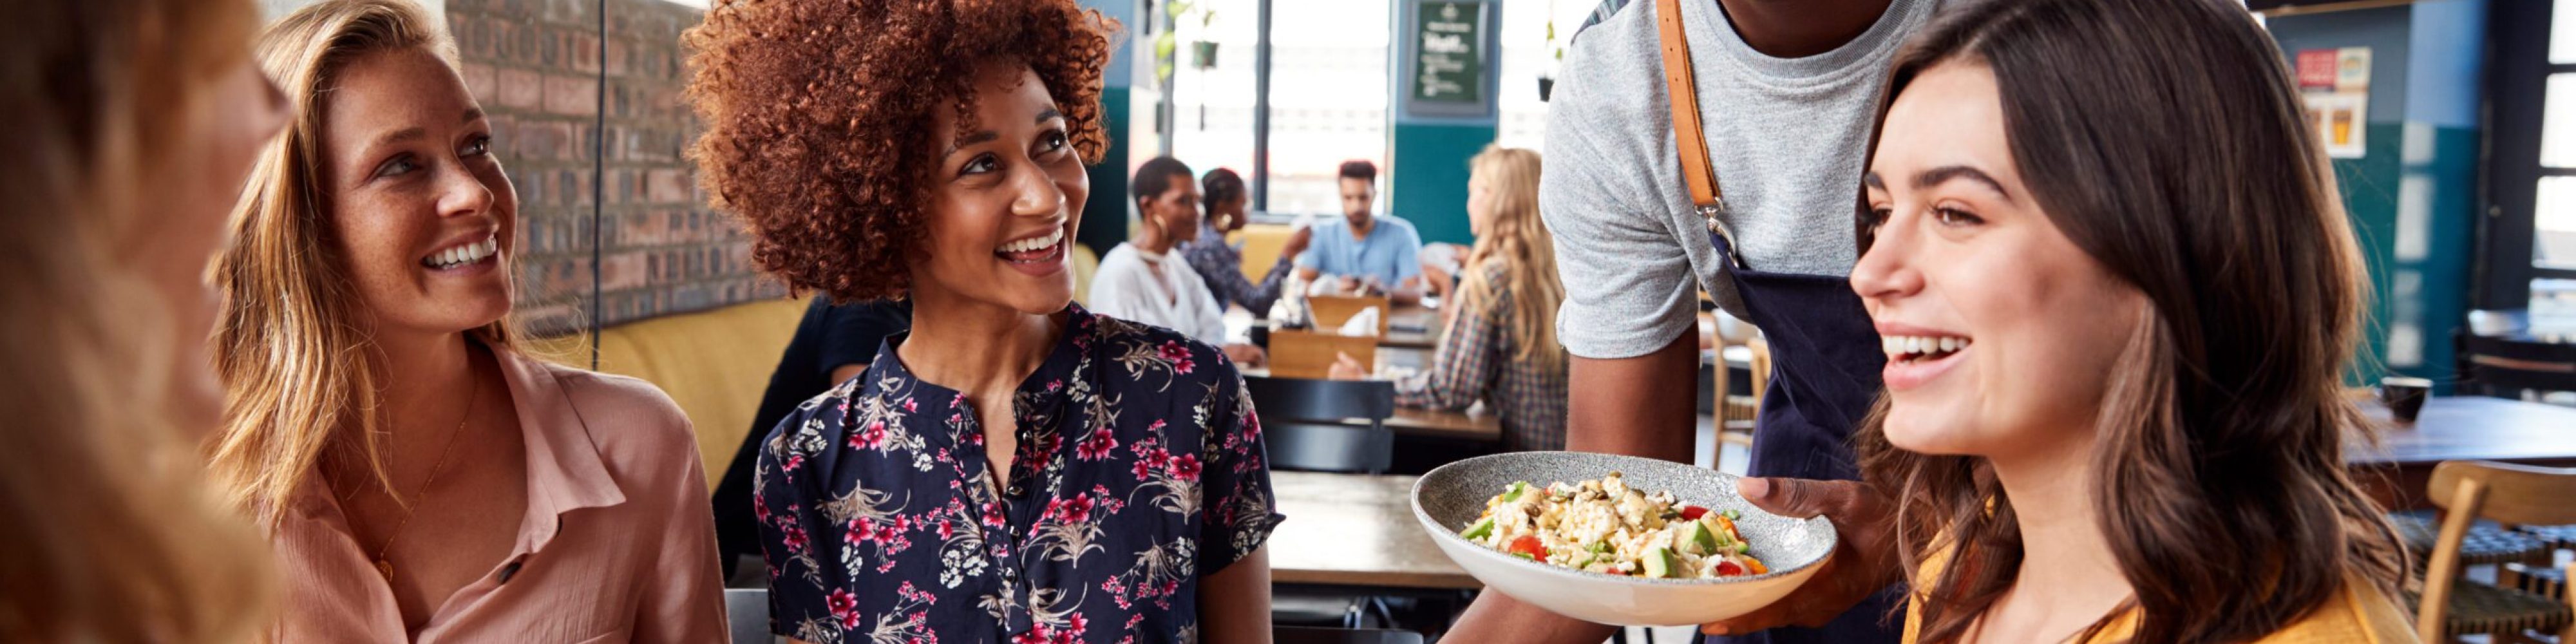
[316,47,515,339]
[1852,61,2146,462]
[911,63,1089,316]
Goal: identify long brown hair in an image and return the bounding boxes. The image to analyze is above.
[0,0,276,641]
[1853,0,2401,641]
[1461,145,1565,369]
[209,0,519,527]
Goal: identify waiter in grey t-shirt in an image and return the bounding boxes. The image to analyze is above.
[1443,1,1939,643]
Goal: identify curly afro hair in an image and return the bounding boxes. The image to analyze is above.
[683,0,1117,302]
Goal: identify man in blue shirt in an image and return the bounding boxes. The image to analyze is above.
[1296,159,1426,304]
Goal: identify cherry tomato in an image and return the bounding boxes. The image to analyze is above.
[1507,535,1547,560]
[1714,560,1745,576]
[1678,506,1708,520]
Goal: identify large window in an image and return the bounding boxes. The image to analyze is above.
[1496,0,1609,151]
[1158,0,1590,216]
[1260,0,1391,217]
[2486,0,2576,335]
[1164,0,1261,189]
[2533,1,2576,333]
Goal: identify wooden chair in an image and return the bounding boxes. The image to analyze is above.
[1705,337,1770,469]
[1267,330,1379,380]
[1308,295,1392,336]
[2458,332,2576,400]
[2411,460,2576,643]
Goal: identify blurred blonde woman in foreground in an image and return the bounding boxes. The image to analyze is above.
[0,0,290,641]
[207,0,724,639]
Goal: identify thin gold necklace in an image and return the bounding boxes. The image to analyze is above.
[369,366,478,581]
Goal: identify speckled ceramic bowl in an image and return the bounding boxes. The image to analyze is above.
[1411,451,1838,627]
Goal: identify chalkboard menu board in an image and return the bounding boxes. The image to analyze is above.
[1411,1,1486,105]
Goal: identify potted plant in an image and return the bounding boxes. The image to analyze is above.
[1538,11,1562,101]
[1155,0,1219,85]
[1189,5,1219,70]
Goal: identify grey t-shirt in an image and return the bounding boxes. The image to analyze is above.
[1542,0,1939,359]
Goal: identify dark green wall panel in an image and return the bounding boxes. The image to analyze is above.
[1389,122,1495,246]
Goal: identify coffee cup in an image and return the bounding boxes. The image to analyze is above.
[2380,376,2431,424]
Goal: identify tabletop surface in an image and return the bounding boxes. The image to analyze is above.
[1380,406,1503,440]
[2350,397,2576,466]
[1268,471,1480,589]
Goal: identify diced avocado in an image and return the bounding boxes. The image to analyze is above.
[1461,516,1495,540]
[1589,541,1613,554]
[1641,545,1678,578]
[1680,521,1720,555]
[1501,482,1530,502]
[1720,508,1741,520]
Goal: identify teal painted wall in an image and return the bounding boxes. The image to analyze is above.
[1075,0,1135,258]
[1390,122,1495,246]
[2327,125,2405,381]
[2392,125,2483,388]
[2269,1,2486,392]
[1081,86,1133,256]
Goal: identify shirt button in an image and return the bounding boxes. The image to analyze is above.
[1007,485,1025,495]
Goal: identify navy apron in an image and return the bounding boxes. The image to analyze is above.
[1647,0,1902,641]
[1701,231,1904,644]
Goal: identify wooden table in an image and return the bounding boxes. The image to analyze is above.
[2345,397,2576,509]
[1269,471,1480,589]
[1379,406,1502,441]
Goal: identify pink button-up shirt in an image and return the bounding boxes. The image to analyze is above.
[270,347,728,642]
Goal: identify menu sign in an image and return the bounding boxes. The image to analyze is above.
[1412,1,1485,105]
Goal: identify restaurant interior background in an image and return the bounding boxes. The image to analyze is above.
[249,0,2576,397]
[228,0,2576,639]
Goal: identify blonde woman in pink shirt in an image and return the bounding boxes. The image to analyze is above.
[204,1,726,640]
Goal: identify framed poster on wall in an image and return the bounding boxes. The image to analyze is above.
[1396,0,1500,120]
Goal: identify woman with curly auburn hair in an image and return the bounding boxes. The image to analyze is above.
[685,1,1282,643]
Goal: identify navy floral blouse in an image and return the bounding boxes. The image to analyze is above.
[754,304,1285,644]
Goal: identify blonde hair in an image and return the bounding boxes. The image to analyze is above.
[208,0,517,527]
[0,1,276,641]
[1459,146,1564,369]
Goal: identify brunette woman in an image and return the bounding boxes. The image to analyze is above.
[1776,0,2416,641]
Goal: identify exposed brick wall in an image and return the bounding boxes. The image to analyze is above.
[446,0,781,336]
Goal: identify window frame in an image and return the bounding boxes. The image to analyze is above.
[2481,0,2576,311]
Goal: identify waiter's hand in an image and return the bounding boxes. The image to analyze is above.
[1701,477,1899,636]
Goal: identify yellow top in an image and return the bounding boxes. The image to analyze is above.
[1900,547,2419,644]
